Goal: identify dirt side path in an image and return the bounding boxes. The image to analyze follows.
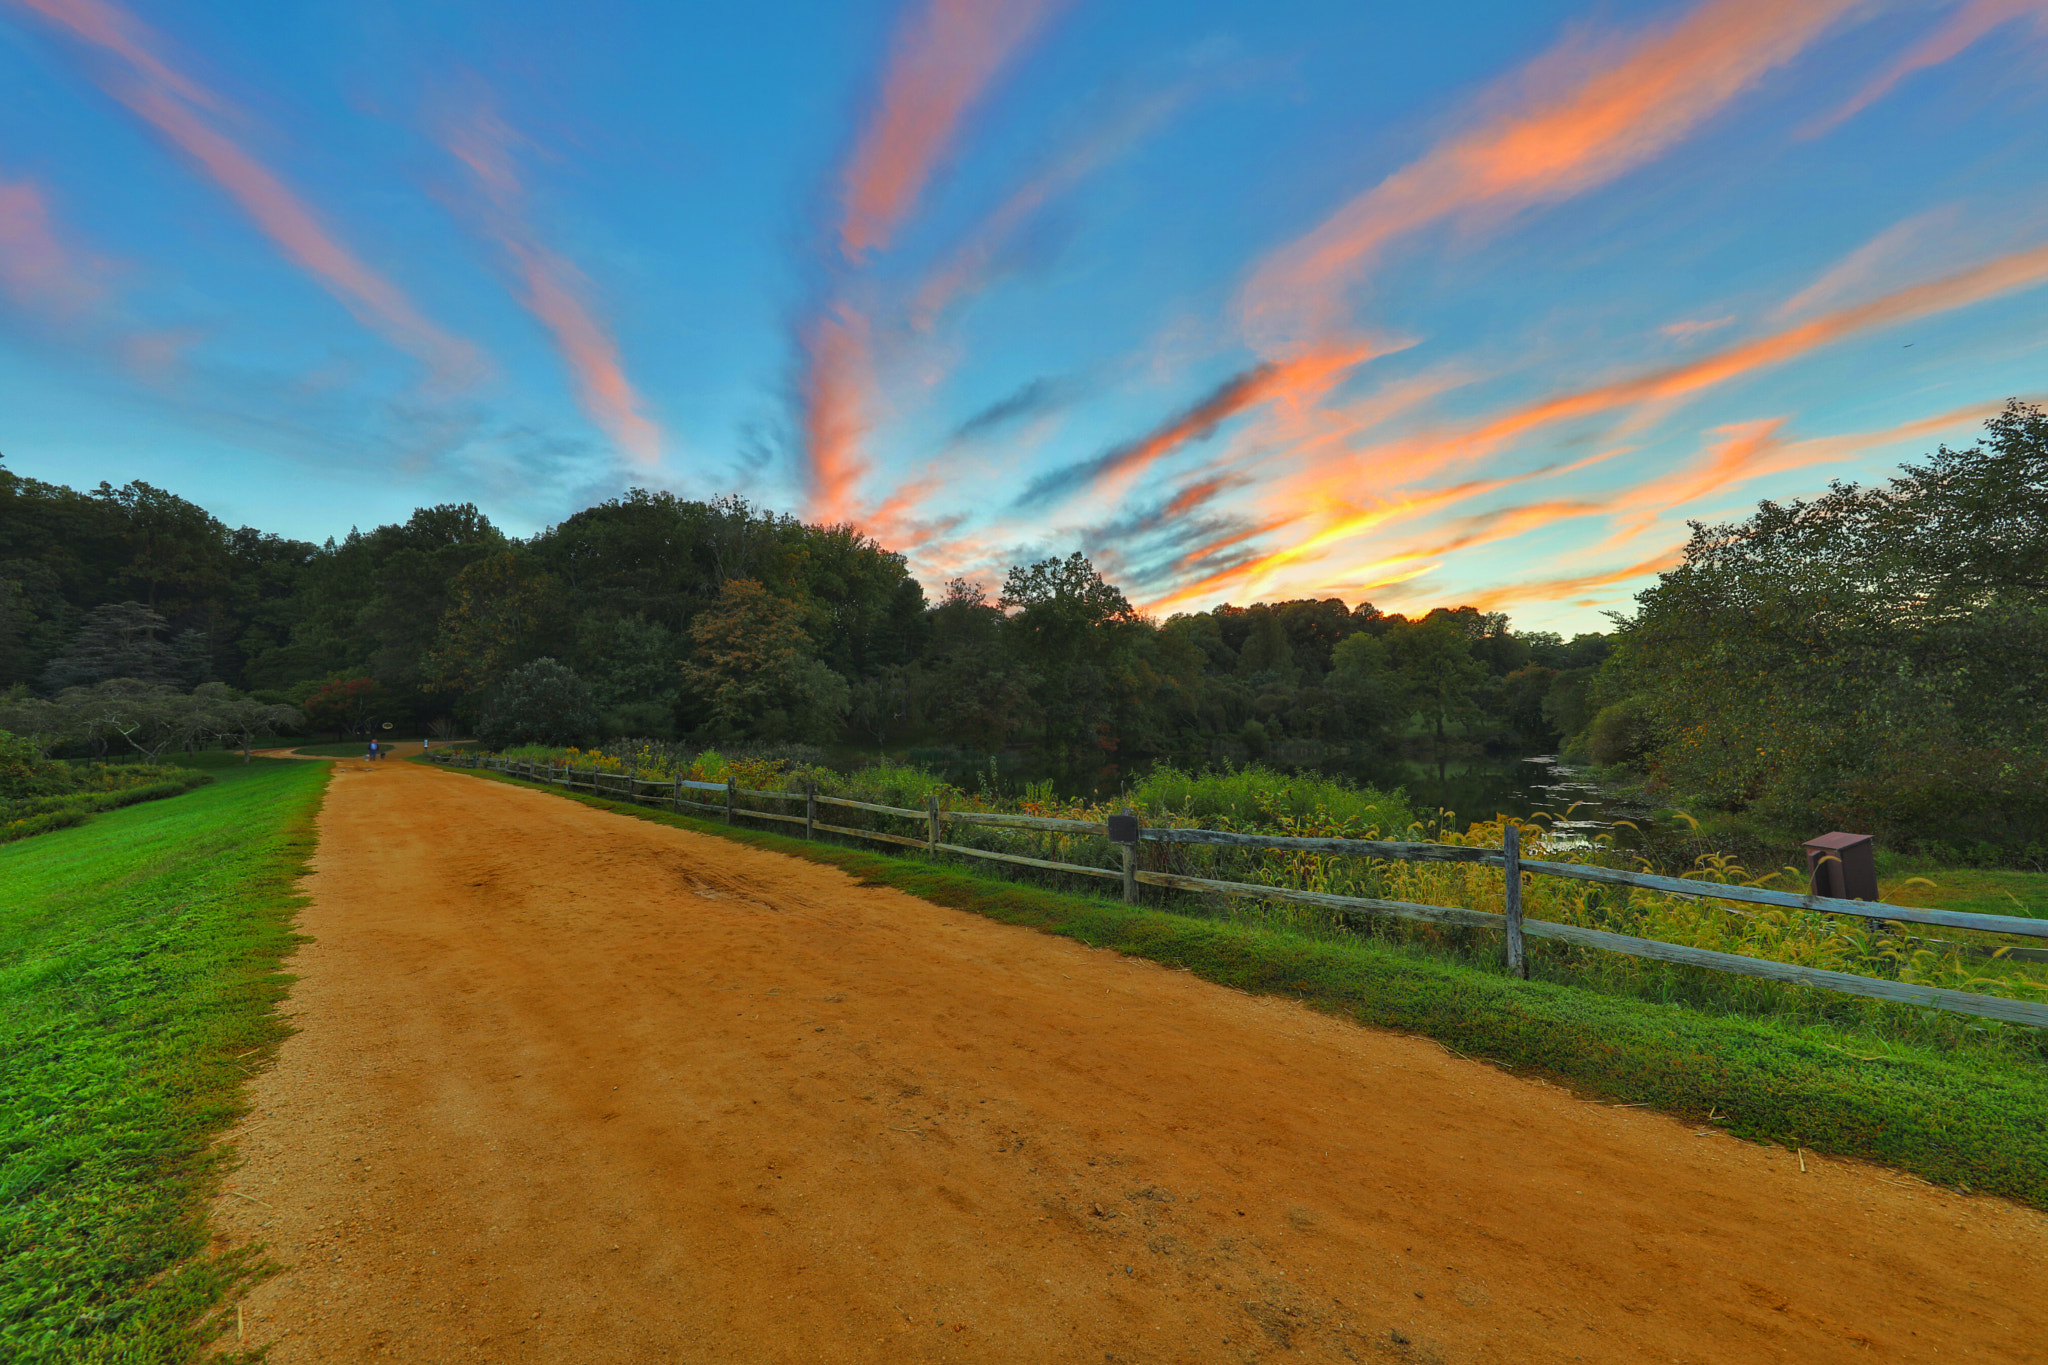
[212,761,2048,1364]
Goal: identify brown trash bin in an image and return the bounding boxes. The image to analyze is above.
[1804,831,1878,901]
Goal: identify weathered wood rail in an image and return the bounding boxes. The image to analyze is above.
[429,752,2048,1028]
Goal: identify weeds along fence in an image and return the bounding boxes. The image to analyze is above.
[431,751,2048,1031]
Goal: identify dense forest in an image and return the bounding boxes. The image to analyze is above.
[2,400,2041,856]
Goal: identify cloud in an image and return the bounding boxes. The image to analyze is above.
[838,0,1069,262]
[1773,206,1959,319]
[441,102,663,466]
[12,0,481,385]
[800,301,875,525]
[909,75,1196,330]
[798,0,1069,523]
[1013,342,1382,510]
[1289,233,2048,500]
[1659,315,1734,339]
[949,375,1069,443]
[1806,0,2048,136]
[0,175,109,317]
[1240,0,1859,352]
[1450,549,1686,613]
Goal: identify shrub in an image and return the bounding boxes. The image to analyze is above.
[477,659,601,749]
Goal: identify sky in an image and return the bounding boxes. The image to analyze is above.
[1,0,2045,632]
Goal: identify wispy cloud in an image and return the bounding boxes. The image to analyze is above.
[10,0,481,384]
[908,74,1193,330]
[441,102,663,467]
[949,375,1069,444]
[1014,341,1385,511]
[1240,0,1860,353]
[1773,205,1959,319]
[838,0,1069,262]
[1806,0,2048,137]
[798,0,1070,522]
[0,175,108,317]
[1660,315,1735,340]
[800,301,875,525]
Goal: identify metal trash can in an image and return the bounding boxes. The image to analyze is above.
[1803,831,1878,902]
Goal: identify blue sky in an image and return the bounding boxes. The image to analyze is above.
[2,0,2044,630]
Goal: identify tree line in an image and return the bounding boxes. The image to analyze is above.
[5,400,2036,856]
[0,472,1603,779]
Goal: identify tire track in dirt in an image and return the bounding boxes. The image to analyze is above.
[210,756,2048,1362]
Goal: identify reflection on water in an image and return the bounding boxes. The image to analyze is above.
[1322,752,1654,846]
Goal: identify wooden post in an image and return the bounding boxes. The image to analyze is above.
[1120,806,1140,905]
[1504,823,1527,979]
[725,777,736,825]
[927,794,940,855]
[673,769,683,811]
[805,781,816,840]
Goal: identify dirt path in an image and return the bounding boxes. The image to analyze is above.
[212,759,2048,1364]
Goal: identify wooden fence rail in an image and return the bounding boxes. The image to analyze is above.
[430,753,2048,1029]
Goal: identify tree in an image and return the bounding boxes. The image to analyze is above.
[190,681,303,762]
[421,551,561,700]
[476,658,600,749]
[1327,632,1402,747]
[40,601,183,690]
[680,579,849,742]
[1382,614,1486,752]
[302,677,387,741]
[55,679,196,762]
[1612,401,2048,848]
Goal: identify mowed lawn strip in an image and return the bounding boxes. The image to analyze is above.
[436,761,2048,1210]
[0,754,326,1363]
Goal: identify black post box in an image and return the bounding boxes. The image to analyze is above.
[1803,831,1878,902]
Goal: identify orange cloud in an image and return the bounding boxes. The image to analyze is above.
[0,176,107,317]
[14,0,480,384]
[1441,549,1687,613]
[1241,0,1858,351]
[839,0,1067,262]
[801,302,876,525]
[1290,234,2048,500]
[443,106,662,466]
[1807,0,2048,136]
[1660,315,1734,339]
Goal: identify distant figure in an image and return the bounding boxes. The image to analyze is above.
[369,739,380,762]
[422,737,431,755]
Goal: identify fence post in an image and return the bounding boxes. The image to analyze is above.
[1115,806,1141,905]
[672,769,683,812]
[725,777,736,825]
[927,794,940,855]
[805,781,816,839]
[1504,823,1527,979]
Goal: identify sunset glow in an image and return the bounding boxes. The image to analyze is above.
[4,0,2044,629]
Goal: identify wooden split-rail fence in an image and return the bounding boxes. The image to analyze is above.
[430,752,2048,1030]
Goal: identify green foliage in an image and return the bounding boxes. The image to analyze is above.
[1127,763,1412,832]
[0,757,326,1359]
[1611,401,2048,855]
[476,658,600,749]
[680,579,850,742]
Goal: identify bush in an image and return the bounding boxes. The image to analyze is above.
[477,659,601,749]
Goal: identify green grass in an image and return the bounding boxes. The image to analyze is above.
[433,759,2048,1208]
[1,757,327,1362]
[1880,866,2048,920]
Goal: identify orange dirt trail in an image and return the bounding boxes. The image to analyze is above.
[214,754,2048,1363]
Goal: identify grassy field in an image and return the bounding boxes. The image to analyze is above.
[432,758,2048,1209]
[1880,866,2048,920]
[0,753,326,1362]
